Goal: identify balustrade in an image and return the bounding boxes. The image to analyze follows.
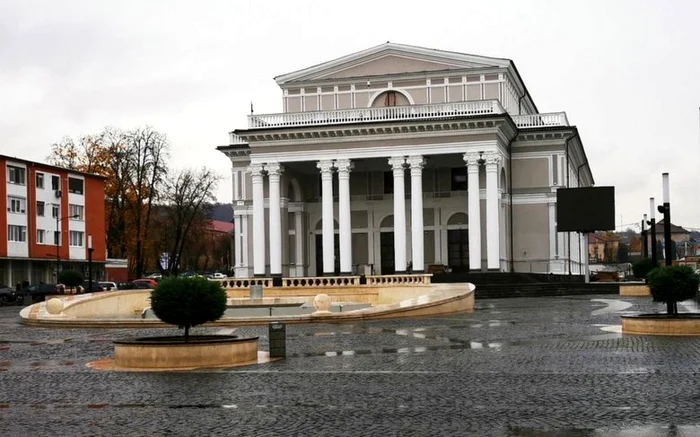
[248,100,506,128]
[215,278,273,289]
[366,274,432,286]
[282,276,361,287]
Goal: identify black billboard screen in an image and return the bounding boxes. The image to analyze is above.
[556,187,615,232]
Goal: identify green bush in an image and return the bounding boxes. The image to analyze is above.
[632,258,657,280]
[647,265,699,314]
[150,276,227,339]
[58,270,84,287]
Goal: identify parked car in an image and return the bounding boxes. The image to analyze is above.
[210,272,227,280]
[99,281,118,291]
[0,285,22,306]
[24,283,58,302]
[81,281,104,293]
[132,278,158,289]
[145,273,162,280]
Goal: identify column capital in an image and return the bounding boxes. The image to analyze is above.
[463,152,483,167]
[317,160,334,174]
[406,155,425,169]
[335,158,353,175]
[247,164,265,178]
[388,157,406,172]
[484,151,501,170]
[266,162,283,176]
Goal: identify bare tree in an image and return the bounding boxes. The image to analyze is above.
[161,167,221,275]
[123,126,170,277]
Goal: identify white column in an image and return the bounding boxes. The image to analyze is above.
[407,156,425,272]
[249,164,266,276]
[317,160,335,275]
[241,215,249,273]
[464,153,482,271]
[234,213,243,267]
[485,152,501,270]
[336,159,353,274]
[389,157,407,273]
[267,163,283,276]
[294,211,304,276]
[232,168,240,201]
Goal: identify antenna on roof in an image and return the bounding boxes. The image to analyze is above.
[250,101,254,114]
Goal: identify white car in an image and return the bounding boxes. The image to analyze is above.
[211,273,227,279]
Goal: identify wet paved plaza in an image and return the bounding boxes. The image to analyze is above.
[2,295,700,436]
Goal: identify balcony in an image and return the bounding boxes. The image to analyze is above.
[241,100,569,133]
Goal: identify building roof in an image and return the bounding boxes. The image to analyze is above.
[654,220,689,234]
[209,220,233,234]
[589,233,621,243]
[0,154,107,180]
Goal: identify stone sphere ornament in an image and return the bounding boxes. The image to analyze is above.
[45,298,64,315]
[313,293,332,313]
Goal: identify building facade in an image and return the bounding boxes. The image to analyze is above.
[218,43,593,278]
[0,155,106,287]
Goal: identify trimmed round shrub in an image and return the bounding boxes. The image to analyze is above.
[632,258,657,280]
[58,270,84,288]
[647,265,699,314]
[150,276,227,339]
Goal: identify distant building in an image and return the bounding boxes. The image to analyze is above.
[588,233,620,263]
[0,155,106,286]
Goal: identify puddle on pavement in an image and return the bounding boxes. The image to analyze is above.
[507,424,700,436]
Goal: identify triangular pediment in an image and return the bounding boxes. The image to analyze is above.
[275,43,511,85]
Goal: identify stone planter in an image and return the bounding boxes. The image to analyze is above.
[619,284,650,297]
[113,335,259,369]
[621,314,700,336]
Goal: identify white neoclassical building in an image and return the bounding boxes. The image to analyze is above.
[218,43,593,278]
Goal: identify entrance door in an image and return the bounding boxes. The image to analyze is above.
[447,229,470,272]
[315,234,340,275]
[380,232,395,274]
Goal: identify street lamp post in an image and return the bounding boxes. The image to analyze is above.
[659,173,673,267]
[55,213,79,283]
[657,173,675,314]
[87,234,94,293]
[641,214,648,259]
[648,198,657,267]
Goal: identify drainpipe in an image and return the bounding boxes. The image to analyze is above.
[509,92,526,272]
[564,133,578,276]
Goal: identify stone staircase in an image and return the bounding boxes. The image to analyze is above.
[431,272,619,299]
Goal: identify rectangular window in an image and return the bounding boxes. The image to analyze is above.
[69,230,84,247]
[68,177,84,195]
[51,175,60,190]
[8,165,25,185]
[37,229,45,244]
[54,231,60,246]
[36,173,44,189]
[69,204,84,220]
[450,168,468,191]
[8,196,26,213]
[36,201,45,217]
[8,225,27,242]
[52,204,59,219]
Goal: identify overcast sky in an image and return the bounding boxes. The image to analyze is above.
[2,0,699,231]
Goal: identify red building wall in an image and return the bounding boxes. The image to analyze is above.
[85,177,106,262]
[0,160,6,258]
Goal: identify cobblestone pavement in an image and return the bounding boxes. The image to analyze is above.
[2,295,700,436]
